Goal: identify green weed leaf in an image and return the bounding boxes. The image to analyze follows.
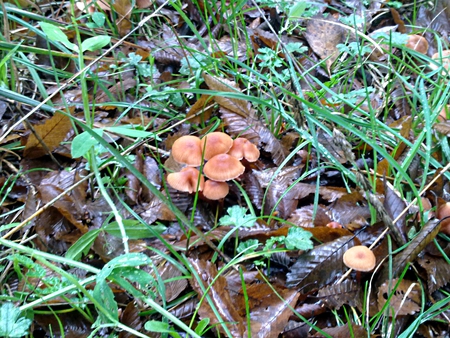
[91,12,106,27]
[0,302,32,338]
[104,220,166,239]
[237,239,259,254]
[285,227,314,250]
[81,35,110,52]
[104,126,161,140]
[144,320,182,338]
[66,229,101,261]
[71,129,103,158]
[93,281,119,323]
[195,318,210,335]
[219,205,255,227]
[289,1,307,18]
[39,22,78,52]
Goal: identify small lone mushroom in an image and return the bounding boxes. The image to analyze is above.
[343,245,376,272]
[405,35,428,55]
[167,167,204,194]
[437,202,450,235]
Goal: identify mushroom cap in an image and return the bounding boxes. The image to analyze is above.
[171,135,203,166]
[203,154,245,182]
[406,35,428,54]
[203,180,229,200]
[228,138,260,162]
[438,202,450,235]
[343,246,376,272]
[167,167,204,193]
[200,132,233,160]
[429,50,450,73]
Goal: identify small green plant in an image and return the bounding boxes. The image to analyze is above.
[0,302,32,338]
[40,22,110,54]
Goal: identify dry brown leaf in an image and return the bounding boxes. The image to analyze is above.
[287,205,332,228]
[113,0,132,37]
[377,116,412,177]
[286,236,357,293]
[305,15,345,75]
[317,279,361,309]
[119,302,143,338]
[188,258,245,337]
[377,278,421,316]
[203,73,252,117]
[157,261,188,302]
[417,254,450,293]
[24,112,73,159]
[312,324,374,337]
[186,94,214,124]
[434,120,450,136]
[239,283,300,338]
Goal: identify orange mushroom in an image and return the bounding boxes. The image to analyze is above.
[203,154,245,182]
[429,50,450,74]
[228,138,260,162]
[343,245,376,272]
[171,135,203,167]
[437,202,450,235]
[203,180,229,200]
[167,167,204,193]
[405,35,428,55]
[200,132,233,160]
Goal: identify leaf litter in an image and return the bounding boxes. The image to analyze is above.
[1,0,450,337]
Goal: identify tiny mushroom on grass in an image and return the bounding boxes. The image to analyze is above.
[171,135,203,166]
[200,132,233,160]
[437,202,450,235]
[405,35,428,55]
[167,167,204,194]
[203,154,245,182]
[343,245,376,272]
[429,50,450,74]
[228,137,260,162]
[203,180,229,200]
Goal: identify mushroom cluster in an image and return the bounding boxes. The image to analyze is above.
[166,132,260,200]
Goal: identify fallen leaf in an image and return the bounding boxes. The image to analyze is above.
[377,278,421,316]
[305,14,345,75]
[24,112,73,159]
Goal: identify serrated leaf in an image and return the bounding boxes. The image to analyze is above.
[81,35,110,52]
[286,236,356,293]
[104,220,166,239]
[66,229,101,261]
[218,205,255,228]
[39,22,78,52]
[71,129,103,158]
[389,219,441,278]
[317,279,361,309]
[0,302,32,338]
[285,227,314,250]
